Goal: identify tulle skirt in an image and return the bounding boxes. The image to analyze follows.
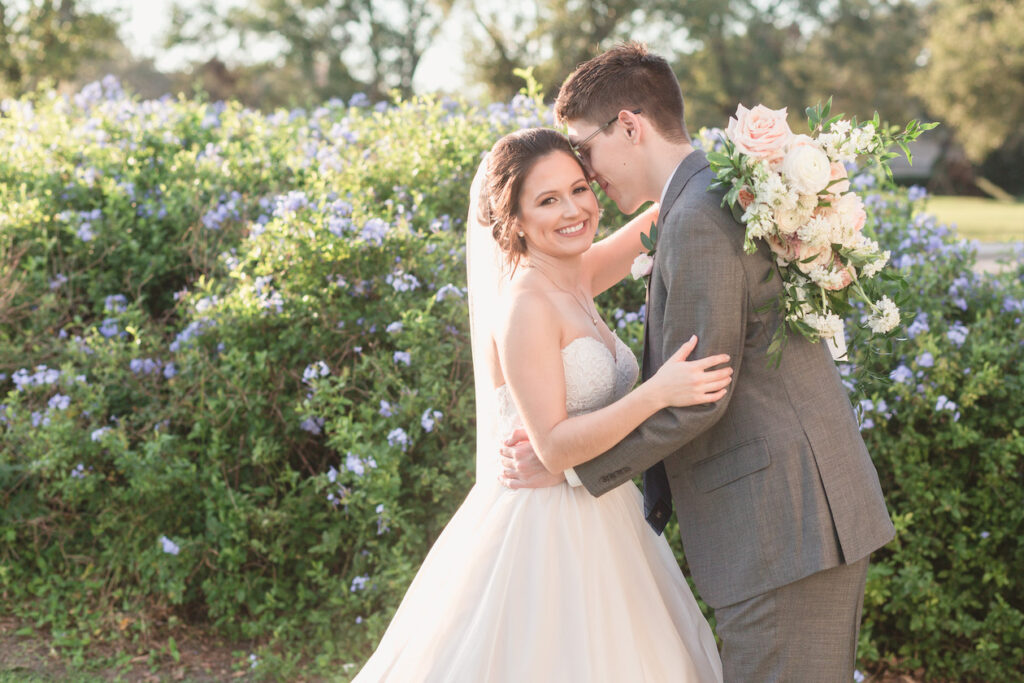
[353,480,723,682]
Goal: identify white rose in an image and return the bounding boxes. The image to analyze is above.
[781,143,832,195]
[774,207,802,235]
[631,253,654,280]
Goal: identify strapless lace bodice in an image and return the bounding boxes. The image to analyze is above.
[495,335,639,434]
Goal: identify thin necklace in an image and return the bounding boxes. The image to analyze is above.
[536,268,600,327]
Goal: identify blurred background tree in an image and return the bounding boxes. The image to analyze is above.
[911,0,1024,195]
[0,0,122,96]
[165,0,456,107]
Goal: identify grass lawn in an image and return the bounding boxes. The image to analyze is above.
[924,195,1024,243]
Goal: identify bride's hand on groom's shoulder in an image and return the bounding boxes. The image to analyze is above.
[498,428,566,490]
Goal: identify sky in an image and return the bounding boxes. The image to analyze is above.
[90,0,465,93]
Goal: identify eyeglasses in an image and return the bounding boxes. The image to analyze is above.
[570,109,642,165]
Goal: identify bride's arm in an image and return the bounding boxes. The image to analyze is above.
[498,291,731,475]
[582,203,659,297]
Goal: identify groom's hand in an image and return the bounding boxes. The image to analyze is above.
[498,428,566,489]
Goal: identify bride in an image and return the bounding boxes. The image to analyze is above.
[353,128,729,682]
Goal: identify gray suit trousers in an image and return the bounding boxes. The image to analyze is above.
[714,556,870,683]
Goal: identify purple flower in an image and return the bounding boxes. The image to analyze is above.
[889,364,913,384]
[303,361,330,384]
[360,218,389,245]
[387,271,420,292]
[300,416,325,434]
[327,466,338,483]
[387,427,409,451]
[421,409,442,433]
[70,464,87,479]
[77,223,95,241]
[907,314,929,339]
[90,427,110,441]
[935,395,960,421]
[274,190,309,216]
[980,531,990,539]
[916,352,934,368]
[379,400,393,417]
[386,321,403,334]
[435,284,464,302]
[393,351,411,366]
[159,535,180,555]
[49,273,68,290]
[99,318,120,338]
[907,185,927,202]
[947,322,969,347]
[350,575,369,592]
[104,294,127,313]
[48,394,70,410]
[345,452,365,476]
[327,215,352,237]
[129,358,160,375]
[163,363,177,379]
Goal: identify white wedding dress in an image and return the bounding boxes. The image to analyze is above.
[353,334,723,682]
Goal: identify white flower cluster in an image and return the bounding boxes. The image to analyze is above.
[819,121,879,164]
[802,311,845,340]
[861,250,891,279]
[867,295,901,334]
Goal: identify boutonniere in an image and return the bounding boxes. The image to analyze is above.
[631,222,658,282]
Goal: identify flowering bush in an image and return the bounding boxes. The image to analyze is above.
[0,79,1021,680]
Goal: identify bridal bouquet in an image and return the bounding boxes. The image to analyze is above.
[707,100,936,365]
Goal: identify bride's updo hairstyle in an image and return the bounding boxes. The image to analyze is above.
[479,127,582,269]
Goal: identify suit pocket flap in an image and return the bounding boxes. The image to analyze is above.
[692,438,771,493]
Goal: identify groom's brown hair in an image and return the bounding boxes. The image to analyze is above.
[554,42,689,143]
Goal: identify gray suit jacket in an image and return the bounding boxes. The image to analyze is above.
[576,151,894,609]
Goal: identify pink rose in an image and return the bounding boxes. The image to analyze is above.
[738,187,755,209]
[766,233,799,261]
[726,104,793,164]
[828,162,850,195]
[835,192,866,235]
[793,241,833,274]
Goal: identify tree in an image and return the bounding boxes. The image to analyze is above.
[912,0,1024,162]
[0,0,121,97]
[167,0,455,106]
[645,0,927,130]
[465,0,647,102]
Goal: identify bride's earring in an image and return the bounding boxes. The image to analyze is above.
[517,231,524,238]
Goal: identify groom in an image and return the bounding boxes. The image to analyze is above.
[500,43,894,682]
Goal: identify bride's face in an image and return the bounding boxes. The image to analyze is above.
[516,151,600,260]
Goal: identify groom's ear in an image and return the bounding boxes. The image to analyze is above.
[619,110,643,144]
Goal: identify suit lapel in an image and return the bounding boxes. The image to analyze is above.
[640,150,709,378]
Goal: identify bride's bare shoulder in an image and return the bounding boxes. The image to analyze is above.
[496,272,561,346]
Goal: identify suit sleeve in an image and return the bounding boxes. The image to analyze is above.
[575,204,749,496]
